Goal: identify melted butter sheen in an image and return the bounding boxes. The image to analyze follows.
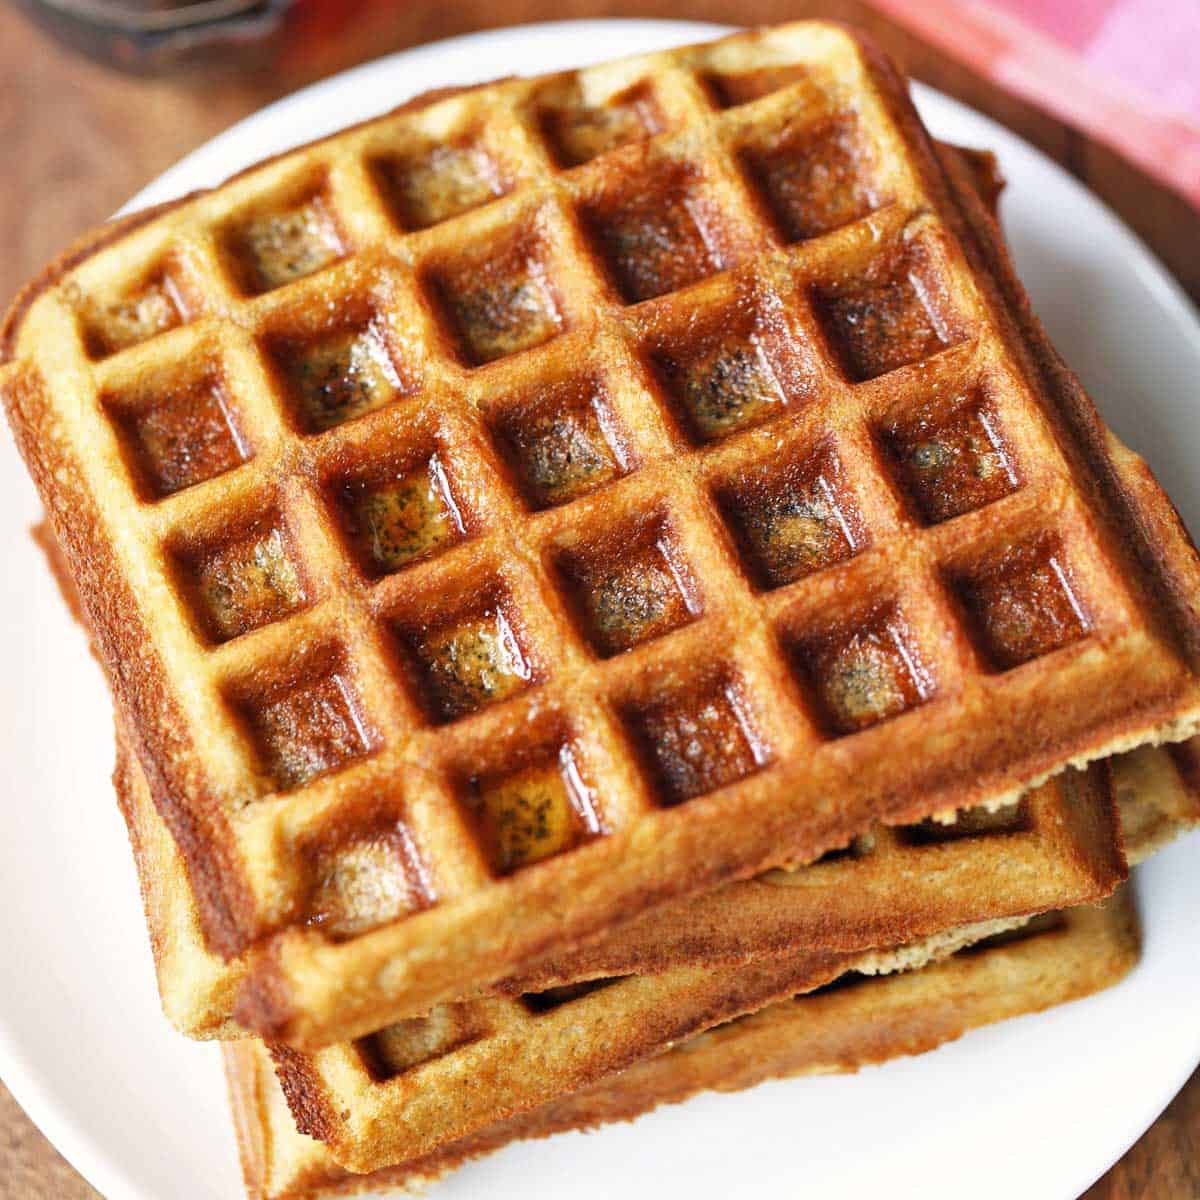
[380,142,506,229]
[249,673,371,790]
[588,184,717,303]
[347,462,461,576]
[416,610,531,721]
[234,200,343,293]
[120,378,245,497]
[194,526,303,641]
[570,540,693,657]
[800,615,928,736]
[676,338,783,441]
[475,761,581,873]
[743,113,879,242]
[965,546,1088,669]
[635,685,761,804]
[308,835,418,940]
[815,253,953,381]
[435,244,562,365]
[500,395,621,509]
[888,403,1018,524]
[283,324,403,433]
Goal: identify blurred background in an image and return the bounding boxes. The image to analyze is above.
[1,3,1197,1198]
[3,0,1198,309]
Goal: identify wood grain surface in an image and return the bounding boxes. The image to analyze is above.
[1,4,1196,1198]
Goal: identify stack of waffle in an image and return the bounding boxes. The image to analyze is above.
[5,22,1200,1198]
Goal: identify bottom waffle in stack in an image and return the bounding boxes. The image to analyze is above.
[220,741,1188,1197]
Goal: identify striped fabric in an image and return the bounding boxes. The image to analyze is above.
[874,0,1200,206]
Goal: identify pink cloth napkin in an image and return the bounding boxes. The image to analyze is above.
[873,0,1200,207]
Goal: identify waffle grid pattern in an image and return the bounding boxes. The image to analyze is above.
[5,25,1197,1039]
[266,910,1004,1173]
[268,878,1138,1174]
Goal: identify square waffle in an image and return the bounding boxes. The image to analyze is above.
[225,891,1139,1197]
[41,527,1173,1172]
[7,23,1200,1046]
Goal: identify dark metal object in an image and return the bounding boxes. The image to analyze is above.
[13,0,294,72]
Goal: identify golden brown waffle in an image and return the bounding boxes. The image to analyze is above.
[225,891,1139,1197]
[263,918,1020,1173]
[48,539,1163,1172]
[504,764,1128,990]
[35,139,1135,1038]
[108,618,1167,1173]
[7,24,1200,1047]
[109,675,1134,1171]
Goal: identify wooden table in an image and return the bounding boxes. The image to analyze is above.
[1,4,1196,1197]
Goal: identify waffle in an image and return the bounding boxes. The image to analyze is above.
[225,891,1139,1197]
[264,917,1022,1173]
[49,134,1125,1030]
[7,24,1200,1048]
[1114,739,1200,862]
[506,770,1123,990]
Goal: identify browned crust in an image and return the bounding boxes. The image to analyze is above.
[110,712,246,1037]
[2,80,511,963]
[223,1042,270,1200]
[268,1043,340,1147]
[33,515,1137,1054]
[1070,757,1129,877]
[1167,736,1200,794]
[1,200,186,365]
[4,369,256,957]
[267,948,860,1171]
[0,76,516,964]
[32,518,248,1034]
[920,81,1200,665]
[238,956,299,1046]
[946,145,1005,214]
[498,760,1125,993]
[4,24,1197,1025]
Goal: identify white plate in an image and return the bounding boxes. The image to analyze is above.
[1,20,1197,1200]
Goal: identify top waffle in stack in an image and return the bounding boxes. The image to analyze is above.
[6,22,1200,1047]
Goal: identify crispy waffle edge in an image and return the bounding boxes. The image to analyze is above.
[235,39,1200,1038]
